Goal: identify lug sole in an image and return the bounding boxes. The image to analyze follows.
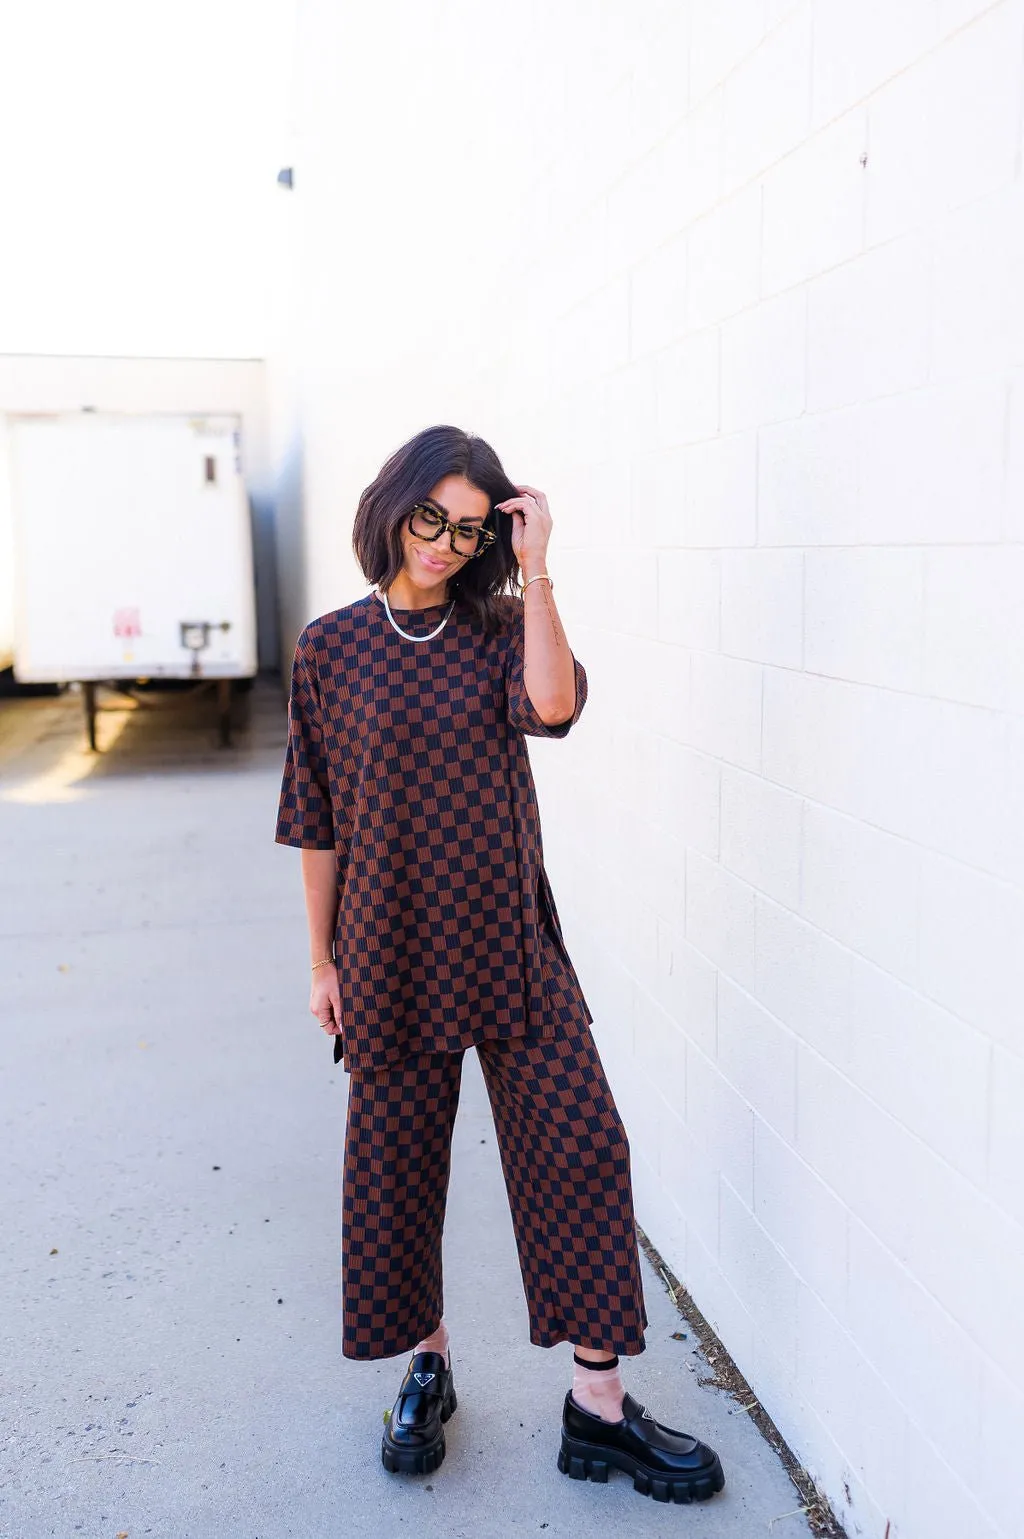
[557,1431,725,1504]
[381,1387,457,1475]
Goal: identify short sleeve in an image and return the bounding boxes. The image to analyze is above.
[503,598,588,739]
[275,631,335,849]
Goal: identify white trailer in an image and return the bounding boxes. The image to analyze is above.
[9,411,257,746]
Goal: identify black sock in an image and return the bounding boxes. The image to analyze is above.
[573,1351,619,1370]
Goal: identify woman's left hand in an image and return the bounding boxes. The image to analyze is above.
[496,484,552,575]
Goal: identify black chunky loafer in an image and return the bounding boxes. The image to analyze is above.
[558,1390,725,1503]
[381,1350,457,1475]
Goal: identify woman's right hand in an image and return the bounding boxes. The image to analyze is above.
[310,965,342,1038]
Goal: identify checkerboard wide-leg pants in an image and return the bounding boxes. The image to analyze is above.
[341,1012,649,1360]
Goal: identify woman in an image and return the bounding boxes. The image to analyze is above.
[275,424,725,1504]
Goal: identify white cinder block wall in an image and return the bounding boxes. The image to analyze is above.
[274,3,1024,1535]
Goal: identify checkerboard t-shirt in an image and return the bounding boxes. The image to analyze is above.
[275,590,593,1071]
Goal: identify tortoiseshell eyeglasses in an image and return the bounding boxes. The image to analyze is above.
[408,501,498,560]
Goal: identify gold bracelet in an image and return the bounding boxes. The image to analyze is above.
[521,573,553,593]
[311,957,335,972]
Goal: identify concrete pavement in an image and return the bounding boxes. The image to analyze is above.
[0,681,815,1539]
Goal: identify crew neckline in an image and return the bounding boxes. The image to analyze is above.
[370,589,457,618]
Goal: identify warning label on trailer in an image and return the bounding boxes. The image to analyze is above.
[113,607,141,637]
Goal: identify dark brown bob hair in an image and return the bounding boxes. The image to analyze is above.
[352,424,523,637]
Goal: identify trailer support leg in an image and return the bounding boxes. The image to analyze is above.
[83,681,98,752]
[217,678,232,749]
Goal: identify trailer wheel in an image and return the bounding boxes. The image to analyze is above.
[217,678,233,749]
[0,670,63,699]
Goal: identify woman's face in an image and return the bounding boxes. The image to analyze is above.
[399,474,491,592]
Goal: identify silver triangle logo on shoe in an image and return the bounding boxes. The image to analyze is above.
[413,1371,435,1386]
[640,1405,654,1420]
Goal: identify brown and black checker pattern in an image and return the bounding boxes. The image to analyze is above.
[342,1050,463,1359]
[276,590,592,1071]
[342,958,648,1360]
[477,969,649,1355]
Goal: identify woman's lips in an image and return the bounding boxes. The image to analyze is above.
[416,548,449,572]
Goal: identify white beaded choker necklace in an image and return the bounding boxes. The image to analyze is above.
[375,587,456,642]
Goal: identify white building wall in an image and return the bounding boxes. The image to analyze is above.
[273,3,1024,1536]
